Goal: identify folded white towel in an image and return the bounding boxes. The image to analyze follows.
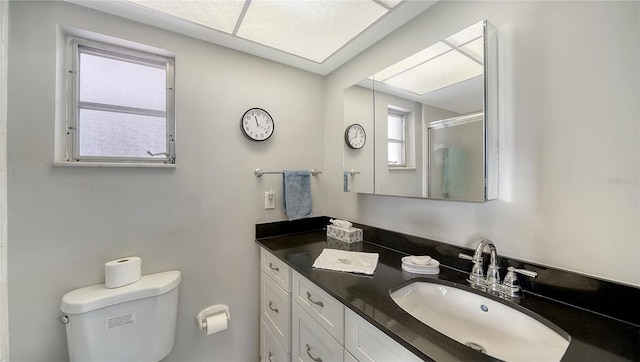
[312,249,379,275]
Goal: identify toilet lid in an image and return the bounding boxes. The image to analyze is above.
[60,270,181,314]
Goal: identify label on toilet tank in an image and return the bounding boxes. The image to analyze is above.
[106,313,136,330]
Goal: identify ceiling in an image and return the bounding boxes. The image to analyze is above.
[67,0,437,75]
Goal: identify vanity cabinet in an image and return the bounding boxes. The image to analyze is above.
[262,247,291,291]
[345,309,423,362]
[260,248,421,362]
[291,269,345,361]
[344,350,359,362]
[262,269,291,353]
[292,270,345,342]
[292,301,344,362]
[260,248,292,362]
[261,319,289,362]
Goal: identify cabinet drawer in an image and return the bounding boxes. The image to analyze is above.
[345,309,422,362]
[292,270,344,344]
[292,301,344,362]
[261,319,290,362]
[261,271,291,352]
[262,247,291,292]
[344,350,359,362]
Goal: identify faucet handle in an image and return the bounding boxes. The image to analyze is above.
[508,267,537,279]
[502,267,537,297]
[458,253,474,261]
[459,253,485,287]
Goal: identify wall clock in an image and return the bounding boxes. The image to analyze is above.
[345,123,366,149]
[240,108,274,141]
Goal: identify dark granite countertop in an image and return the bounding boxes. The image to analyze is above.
[256,229,640,362]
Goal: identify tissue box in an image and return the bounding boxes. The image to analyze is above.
[327,237,363,251]
[327,225,363,243]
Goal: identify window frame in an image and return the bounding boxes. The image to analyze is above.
[387,108,406,167]
[66,37,176,164]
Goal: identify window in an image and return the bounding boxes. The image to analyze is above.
[387,108,406,167]
[66,37,175,164]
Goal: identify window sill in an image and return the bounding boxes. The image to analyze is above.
[53,161,175,168]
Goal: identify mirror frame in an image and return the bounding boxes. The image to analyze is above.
[343,20,498,202]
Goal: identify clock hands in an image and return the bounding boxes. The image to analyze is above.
[254,115,268,131]
[242,108,273,141]
[349,129,362,141]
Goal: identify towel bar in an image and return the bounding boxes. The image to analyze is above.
[254,168,322,177]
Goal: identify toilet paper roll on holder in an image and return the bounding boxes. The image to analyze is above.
[196,304,230,331]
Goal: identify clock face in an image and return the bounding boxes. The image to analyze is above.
[240,108,274,141]
[345,123,366,149]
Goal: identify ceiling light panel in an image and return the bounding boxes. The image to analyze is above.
[129,0,246,34]
[446,21,483,47]
[236,0,388,63]
[382,50,483,95]
[377,0,403,8]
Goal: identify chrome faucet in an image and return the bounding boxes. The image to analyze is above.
[459,239,538,298]
[459,239,501,292]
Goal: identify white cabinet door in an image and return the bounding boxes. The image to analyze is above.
[345,309,422,362]
[292,301,344,362]
[261,248,291,292]
[261,270,291,352]
[261,319,290,362]
[292,270,344,344]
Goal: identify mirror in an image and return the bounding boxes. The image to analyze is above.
[343,20,498,201]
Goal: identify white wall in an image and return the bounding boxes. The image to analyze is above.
[373,92,423,197]
[7,1,323,361]
[343,85,374,193]
[325,1,640,287]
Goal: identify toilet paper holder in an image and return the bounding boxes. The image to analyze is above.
[195,304,230,331]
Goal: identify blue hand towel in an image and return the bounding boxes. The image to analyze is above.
[283,170,312,221]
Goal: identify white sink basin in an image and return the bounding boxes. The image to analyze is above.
[390,280,570,362]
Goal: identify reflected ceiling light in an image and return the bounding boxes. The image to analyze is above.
[372,41,451,82]
[371,21,484,96]
[382,50,483,95]
[458,37,483,63]
[129,0,400,64]
[445,21,483,47]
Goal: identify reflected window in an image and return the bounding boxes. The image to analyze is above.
[387,108,406,167]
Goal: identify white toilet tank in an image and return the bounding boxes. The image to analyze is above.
[60,270,181,362]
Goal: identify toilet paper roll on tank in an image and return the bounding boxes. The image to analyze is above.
[105,256,142,288]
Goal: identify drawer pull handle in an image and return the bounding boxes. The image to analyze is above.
[268,351,273,362]
[268,301,279,313]
[268,263,280,272]
[306,291,324,308]
[306,344,323,362]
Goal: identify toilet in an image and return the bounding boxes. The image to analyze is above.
[60,270,181,361]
